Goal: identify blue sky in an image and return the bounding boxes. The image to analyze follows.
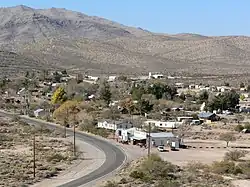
[1,0,250,36]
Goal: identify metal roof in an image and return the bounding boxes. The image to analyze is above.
[149,132,175,138]
[198,112,215,118]
[131,136,146,140]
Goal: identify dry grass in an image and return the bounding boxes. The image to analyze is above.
[0,117,78,187]
[101,154,233,187]
[19,35,250,76]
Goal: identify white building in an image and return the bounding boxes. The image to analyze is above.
[175,83,184,88]
[87,76,99,82]
[118,128,180,147]
[177,116,193,122]
[150,132,179,147]
[148,72,164,79]
[108,76,117,82]
[217,86,232,92]
[144,120,183,129]
[97,120,133,130]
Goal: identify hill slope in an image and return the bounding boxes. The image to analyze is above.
[1,5,250,75]
[0,50,55,77]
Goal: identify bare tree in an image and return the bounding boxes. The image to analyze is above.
[219,133,236,147]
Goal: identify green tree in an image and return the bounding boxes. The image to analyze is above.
[240,94,246,101]
[53,71,62,83]
[76,73,83,84]
[99,80,112,106]
[247,85,250,92]
[207,90,239,111]
[198,90,209,103]
[179,93,186,101]
[136,99,154,115]
[61,69,67,75]
[147,83,177,100]
[131,85,145,100]
[25,71,30,78]
[240,82,245,88]
[117,75,128,81]
[147,83,166,99]
[42,69,49,81]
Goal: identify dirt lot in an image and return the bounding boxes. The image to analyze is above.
[0,116,80,187]
[153,148,228,166]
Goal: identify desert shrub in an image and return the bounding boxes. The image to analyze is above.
[0,134,13,142]
[211,160,241,175]
[244,122,250,130]
[119,178,127,184]
[11,115,20,122]
[155,180,180,187]
[79,118,97,132]
[238,161,250,179]
[129,170,145,179]
[96,128,110,138]
[235,124,244,132]
[35,126,53,134]
[224,150,247,161]
[103,181,120,187]
[79,120,110,138]
[185,161,209,173]
[46,153,67,162]
[130,154,178,183]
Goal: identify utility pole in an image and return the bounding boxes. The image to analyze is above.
[64,108,69,138]
[73,112,76,157]
[148,122,151,157]
[33,134,36,178]
[72,107,79,157]
[146,113,151,157]
[73,120,76,156]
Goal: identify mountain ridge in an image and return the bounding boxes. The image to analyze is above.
[1,5,250,76]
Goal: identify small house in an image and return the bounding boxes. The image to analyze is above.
[144,120,182,129]
[97,120,133,130]
[149,132,180,148]
[198,112,220,123]
[149,72,164,79]
[177,116,193,123]
[88,76,99,82]
[108,76,117,82]
[217,86,232,93]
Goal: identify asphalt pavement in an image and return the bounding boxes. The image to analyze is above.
[0,111,126,187]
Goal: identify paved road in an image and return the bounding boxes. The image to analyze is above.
[0,111,126,187]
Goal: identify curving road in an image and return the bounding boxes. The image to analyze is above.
[0,111,126,187]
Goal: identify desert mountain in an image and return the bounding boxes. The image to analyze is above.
[1,5,250,76]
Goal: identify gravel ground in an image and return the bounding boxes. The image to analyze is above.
[31,134,106,187]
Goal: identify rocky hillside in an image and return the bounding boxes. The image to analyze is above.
[1,5,250,76]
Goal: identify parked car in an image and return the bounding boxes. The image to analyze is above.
[157,146,165,152]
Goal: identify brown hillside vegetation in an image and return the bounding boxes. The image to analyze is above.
[1,5,250,75]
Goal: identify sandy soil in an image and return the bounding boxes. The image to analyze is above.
[31,135,106,187]
[185,139,250,147]
[232,180,250,187]
[155,148,227,166]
